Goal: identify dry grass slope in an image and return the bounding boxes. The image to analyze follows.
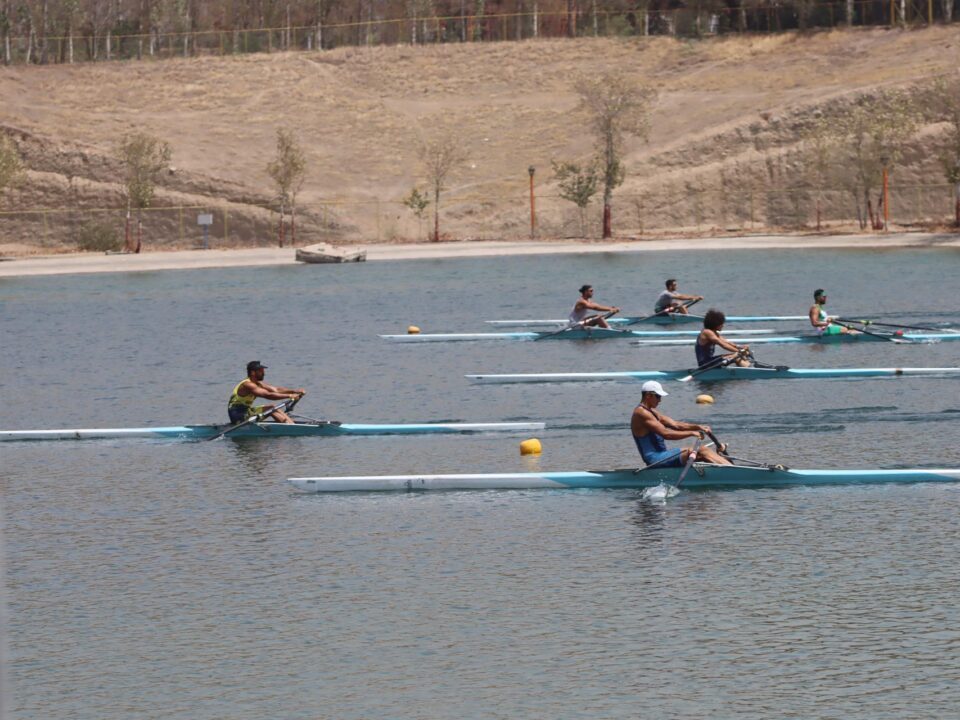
[1,26,959,251]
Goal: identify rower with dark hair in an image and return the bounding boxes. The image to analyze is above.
[227,361,305,425]
[631,381,732,467]
[809,289,857,336]
[569,284,620,329]
[654,278,703,315]
[696,309,752,367]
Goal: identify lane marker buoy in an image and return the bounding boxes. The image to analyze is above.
[520,438,542,455]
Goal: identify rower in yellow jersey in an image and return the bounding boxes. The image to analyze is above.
[227,361,305,424]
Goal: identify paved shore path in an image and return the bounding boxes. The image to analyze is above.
[1,233,957,278]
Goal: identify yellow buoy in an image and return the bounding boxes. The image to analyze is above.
[696,394,715,405]
[407,325,421,334]
[520,438,542,455]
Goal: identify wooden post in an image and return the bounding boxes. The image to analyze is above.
[528,166,536,239]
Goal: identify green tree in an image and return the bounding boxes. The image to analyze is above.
[924,75,960,227]
[267,128,307,247]
[552,160,599,237]
[575,72,657,238]
[0,134,24,201]
[418,132,467,242]
[402,187,430,240]
[803,112,836,231]
[117,132,172,253]
[830,91,921,230]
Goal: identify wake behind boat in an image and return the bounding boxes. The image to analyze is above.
[288,464,960,493]
[0,420,546,442]
[486,314,808,328]
[466,366,960,384]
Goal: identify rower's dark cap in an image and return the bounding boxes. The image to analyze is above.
[579,284,592,293]
[247,360,267,372]
[814,288,826,299]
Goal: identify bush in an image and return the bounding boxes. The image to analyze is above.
[77,220,122,252]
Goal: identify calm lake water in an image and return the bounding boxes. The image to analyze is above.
[2,247,960,719]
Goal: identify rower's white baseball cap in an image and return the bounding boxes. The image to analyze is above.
[641,380,668,396]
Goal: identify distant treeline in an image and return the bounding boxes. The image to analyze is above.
[1,0,956,65]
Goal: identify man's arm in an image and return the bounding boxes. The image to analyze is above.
[672,292,703,302]
[581,299,620,313]
[245,381,301,401]
[269,383,306,396]
[809,305,829,328]
[703,329,747,354]
[636,408,701,440]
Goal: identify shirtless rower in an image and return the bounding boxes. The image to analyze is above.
[654,279,703,315]
[696,309,752,367]
[809,289,857,336]
[569,285,620,329]
[227,361,305,425]
[631,381,732,467]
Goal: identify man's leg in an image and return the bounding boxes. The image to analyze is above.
[697,446,732,465]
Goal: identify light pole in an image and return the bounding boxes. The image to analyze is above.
[528,166,536,239]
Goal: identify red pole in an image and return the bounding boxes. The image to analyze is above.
[528,166,536,239]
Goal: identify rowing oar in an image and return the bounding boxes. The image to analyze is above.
[837,318,960,334]
[677,349,747,382]
[704,429,729,458]
[533,309,620,341]
[831,319,910,344]
[624,297,700,327]
[674,436,704,489]
[208,397,297,441]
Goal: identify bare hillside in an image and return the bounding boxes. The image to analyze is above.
[1,27,959,252]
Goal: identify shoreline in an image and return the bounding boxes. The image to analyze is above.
[1,232,957,278]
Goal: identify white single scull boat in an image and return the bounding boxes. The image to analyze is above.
[0,420,546,442]
[382,328,775,343]
[289,464,960,493]
[466,366,960,384]
[486,314,807,328]
[634,331,960,347]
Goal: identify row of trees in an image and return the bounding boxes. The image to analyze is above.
[544,73,960,236]
[4,74,960,246]
[3,0,958,65]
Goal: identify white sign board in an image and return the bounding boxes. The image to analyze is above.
[197,213,214,226]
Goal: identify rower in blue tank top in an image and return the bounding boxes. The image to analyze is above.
[695,309,752,367]
[631,381,732,467]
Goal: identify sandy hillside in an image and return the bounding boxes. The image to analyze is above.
[1,27,959,250]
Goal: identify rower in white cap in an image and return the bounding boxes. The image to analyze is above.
[631,380,732,467]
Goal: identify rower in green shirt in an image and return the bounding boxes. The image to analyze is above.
[809,289,857,336]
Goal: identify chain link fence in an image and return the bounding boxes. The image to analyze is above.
[1,183,956,251]
[3,1,955,67]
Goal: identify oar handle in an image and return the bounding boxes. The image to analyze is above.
[705,429,728,456]
[209,397,295,441]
